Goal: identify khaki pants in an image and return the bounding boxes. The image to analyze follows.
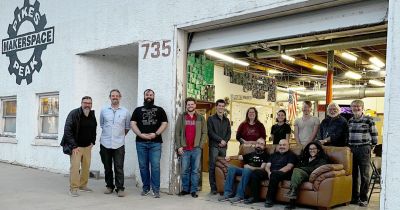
[70,146,92,190]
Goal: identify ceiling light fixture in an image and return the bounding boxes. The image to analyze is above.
[345,71,362,80]
[312,64,327,72]
[205,49,249,66]
[369,57,385,68]
[368,65,381,71]
[340,52,358,61]
[268,69,283,74]
[288,86,306,91]
[369,79,385,87]
[332,84,353,88]
[281,54,295,62]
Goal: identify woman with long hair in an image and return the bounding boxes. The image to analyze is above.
[270,110,291,144]
[285,142,329,209]
[236,107,266,145]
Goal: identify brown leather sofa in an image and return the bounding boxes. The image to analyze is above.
[215,144,352,210]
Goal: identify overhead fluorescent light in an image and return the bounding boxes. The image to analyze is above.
[369,57,385,68]
[268,69,283,74]
[312,64,327,72]
[333,84,353,88]
[205,49,249,66]
[340,52,358,61]
[369,79,385,87]
[288,86,306,91]
[257,80,263,84]
[368,65,381,71]
[281,54,295,62]
[345,71,362,80]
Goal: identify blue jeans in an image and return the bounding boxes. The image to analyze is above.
[224,166,252,198]
[136,142,162,193]
[181,147,202,193]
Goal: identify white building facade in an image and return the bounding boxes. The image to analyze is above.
[0,0,399,209]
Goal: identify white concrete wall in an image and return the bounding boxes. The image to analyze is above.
[0,0,391,197]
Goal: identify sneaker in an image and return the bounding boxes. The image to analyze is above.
[179,191,190,196]
[350,199,359,204]
[141,190,150,196]
[104,188,113,194]
[191,192,198,198]
[244,197,258,204]
[218,195,230,202]
[153,191,160,198]
[210,190,218,195]
[264,200,274,208]
[117,190,126,197]
[229,197,243,203]
[79,186,93,192]
[359,200,368,207]
[69,189,79,197]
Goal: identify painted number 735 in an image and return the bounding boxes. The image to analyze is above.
[141,40,171,59]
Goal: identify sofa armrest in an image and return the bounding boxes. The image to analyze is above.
[312,169,346,191]
[309,164,344,182]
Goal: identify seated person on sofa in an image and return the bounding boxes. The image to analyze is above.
[284,142,329,210]
[245,139,297,208]
[218,138,268,203]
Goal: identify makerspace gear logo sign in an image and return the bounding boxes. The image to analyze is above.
[1,0,54,85]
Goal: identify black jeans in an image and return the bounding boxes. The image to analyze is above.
[350,145,371,202]
[209,146,227,192]
[100,145,125,191]
[250,169,291,202]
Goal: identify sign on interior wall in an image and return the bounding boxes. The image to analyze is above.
[1,0,54,85]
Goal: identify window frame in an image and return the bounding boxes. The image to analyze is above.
[0,96,17,137]
[37,92,59,140]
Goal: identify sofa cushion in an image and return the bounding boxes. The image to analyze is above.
[323,146,352,175]
[309,164,344,182]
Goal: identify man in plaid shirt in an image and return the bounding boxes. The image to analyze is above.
[348,99,378,207]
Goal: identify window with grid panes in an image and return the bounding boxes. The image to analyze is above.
[1,98,16,136]
[38,94,59,138]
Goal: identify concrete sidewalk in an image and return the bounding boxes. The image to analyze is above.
[0,162,378,210]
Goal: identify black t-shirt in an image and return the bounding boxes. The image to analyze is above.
[131,105,168,143]
[77,111,97,147]
[269,151,297,171]
[243,151,269,168]
[270,123,291,144]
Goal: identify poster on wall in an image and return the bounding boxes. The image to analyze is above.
[1,0,55,85]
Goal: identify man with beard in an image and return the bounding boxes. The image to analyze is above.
[175,97,207,198]
[61,96,97,197]
[245,139,297,207]
[99,89,131,197]
[207,99,231,195]
[131,89,168,198]
[218,138,268,203]
[348,99,378,207]
[317,102,349,147]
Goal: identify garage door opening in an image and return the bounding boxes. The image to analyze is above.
[183,23,385,209]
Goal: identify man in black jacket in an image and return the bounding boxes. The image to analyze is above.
[61,96,97,197]
[207,99,231,194]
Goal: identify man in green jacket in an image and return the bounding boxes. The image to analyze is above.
[175,97,207,198]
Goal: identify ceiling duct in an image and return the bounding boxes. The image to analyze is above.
[277,87,384,102]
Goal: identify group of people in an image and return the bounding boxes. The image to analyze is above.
[216,99,377,208]
[60,91,378,208]
[61,89,168,198]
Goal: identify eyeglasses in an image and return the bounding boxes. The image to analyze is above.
[309,148,318,151]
